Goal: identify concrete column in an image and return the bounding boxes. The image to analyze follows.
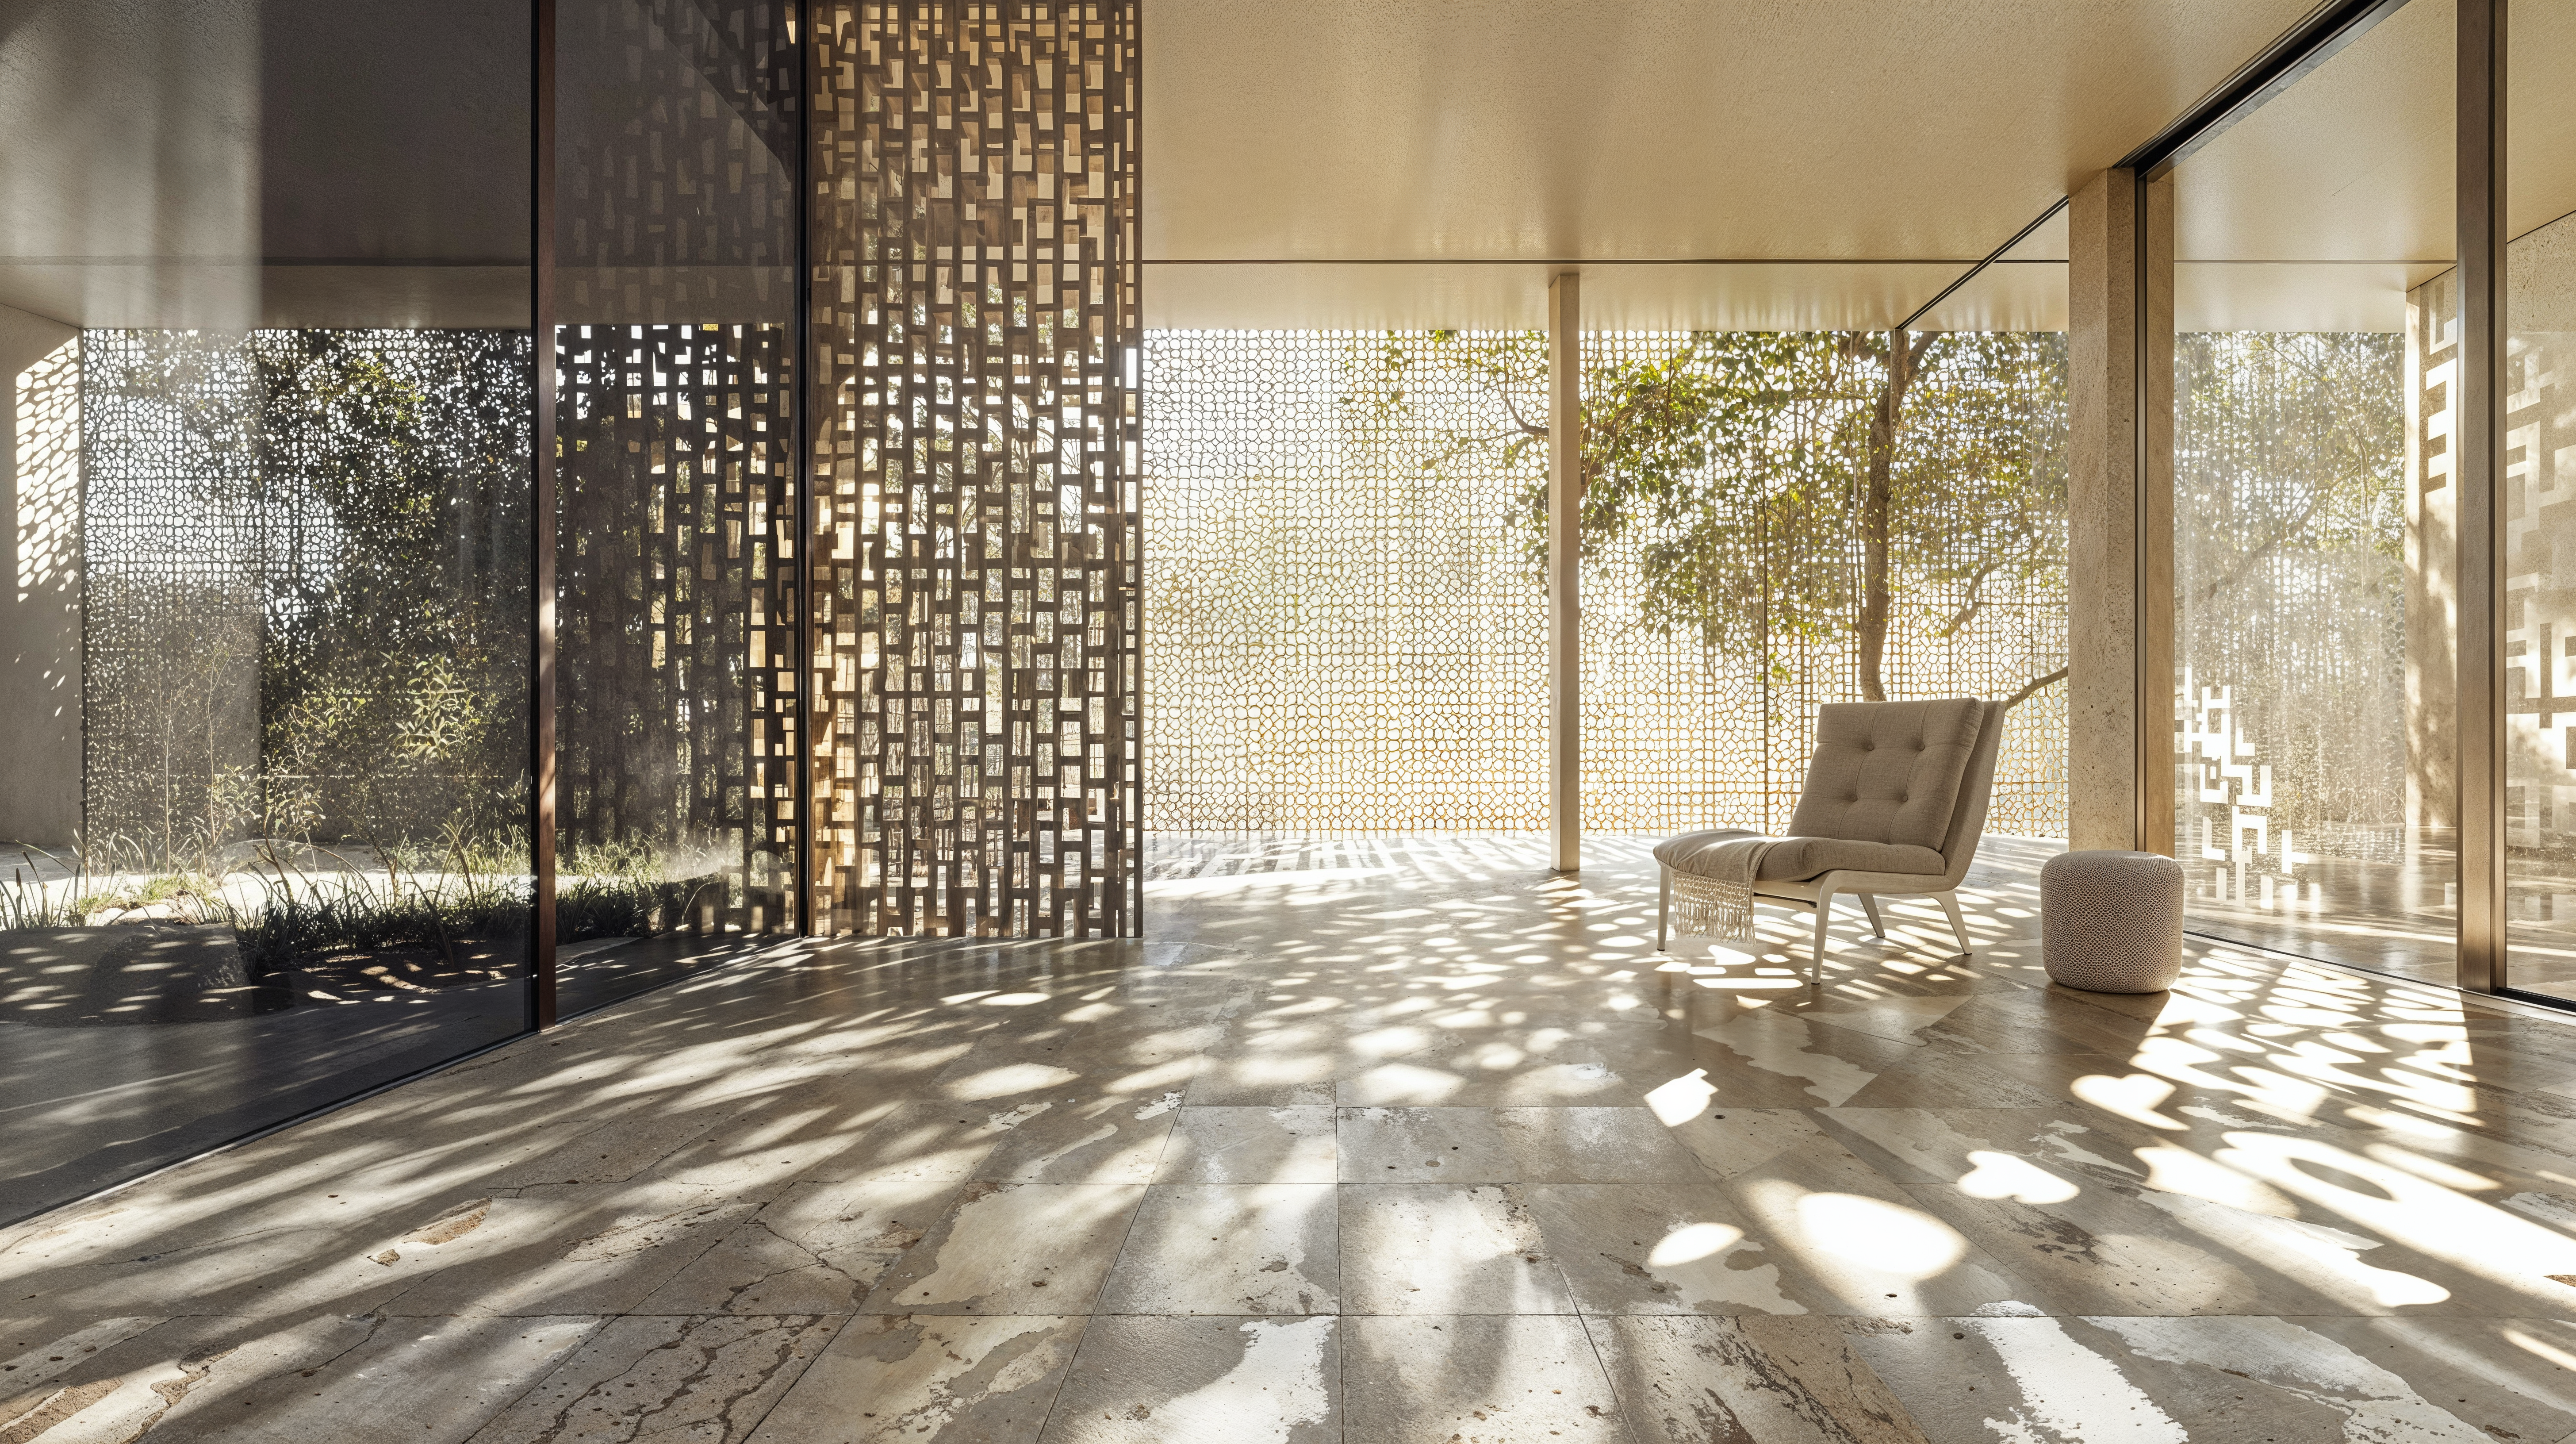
[2065,169,2175,854]
[1548,271,1581,872]
[0,303,79,849]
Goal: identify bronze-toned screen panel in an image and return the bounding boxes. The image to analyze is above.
[807,2,1142,937]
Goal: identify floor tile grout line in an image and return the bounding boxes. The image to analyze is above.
[1027,1129,1183,1440]
[1570,1311,1638,1443]
[726,1311,850,1444]
[30,838,2556,1439]
[1338,1194,1351,1444]
[449,1314,622,1442]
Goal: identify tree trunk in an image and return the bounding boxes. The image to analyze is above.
[1856,332,1932,702]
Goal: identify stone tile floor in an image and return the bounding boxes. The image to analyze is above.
[8,833,2576,1440]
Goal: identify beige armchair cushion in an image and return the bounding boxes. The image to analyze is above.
[1655,698,1987,886]
[1783,698,1983,853]
[1653,829,1944,881]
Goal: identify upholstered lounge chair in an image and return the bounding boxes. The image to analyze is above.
[1654,696,2004,975]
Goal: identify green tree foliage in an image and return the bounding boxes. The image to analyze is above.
[1346,328,2070,703]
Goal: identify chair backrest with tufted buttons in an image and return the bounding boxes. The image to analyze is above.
[1782,698,1985,849]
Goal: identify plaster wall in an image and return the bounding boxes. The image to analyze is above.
[0,303,79,847]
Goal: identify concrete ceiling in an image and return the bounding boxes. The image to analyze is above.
[1143,0,2319,328]
[9,1,2573,334]
[1142,0,2576,332]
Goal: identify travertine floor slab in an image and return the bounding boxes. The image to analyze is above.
[7,833,2576,1441]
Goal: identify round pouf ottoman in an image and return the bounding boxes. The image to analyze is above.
[2040,850,2185,993]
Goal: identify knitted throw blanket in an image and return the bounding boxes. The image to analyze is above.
[1670,836,1782,941]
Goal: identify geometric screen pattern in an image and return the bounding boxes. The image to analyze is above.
[1143,330,2071,840]
[552,0,802,942]
[1142,330,1549,830]
[2173,330,2408,899]
[807,1,1142,937]
[1579,331,2070,840]
[1583,334,2070,841]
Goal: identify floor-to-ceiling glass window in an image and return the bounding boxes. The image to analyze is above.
[0,2,534,1219]
[1142,261,2070,929]
[2498,4,2576,999]
[549,0,800,1006]
[2166,0,2456,984]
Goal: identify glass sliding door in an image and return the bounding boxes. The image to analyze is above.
[2496,4,2576,999]
[2164,0,2457,984]
[0,1,534,1219]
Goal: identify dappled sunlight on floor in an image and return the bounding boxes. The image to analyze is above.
[7,832,2576,1440]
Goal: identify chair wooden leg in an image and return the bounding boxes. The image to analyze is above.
[1936,891,1971,954]
[1810,889,1835,978]
[1859,893,1885,937]
[1656,868,1670,952]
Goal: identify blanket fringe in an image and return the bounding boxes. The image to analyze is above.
[1672,869,1759,940]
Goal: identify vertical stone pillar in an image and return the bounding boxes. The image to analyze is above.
[2065,169,2175,854]
[1549,271,1582,872]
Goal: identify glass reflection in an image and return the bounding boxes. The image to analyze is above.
[550,0,800,1013]
[2499,2,2576,998]
[0,2,532,1220]
[2168,0,2456,984]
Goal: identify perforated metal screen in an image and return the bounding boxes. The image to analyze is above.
[1142,329,2071,839]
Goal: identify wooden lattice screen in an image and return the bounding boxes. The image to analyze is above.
[806,1,1143,937]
